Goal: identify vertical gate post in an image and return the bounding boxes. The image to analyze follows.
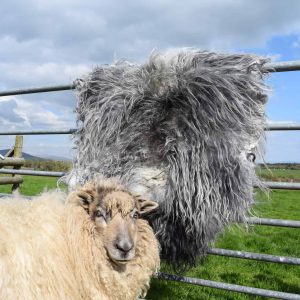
[11,135,23,192]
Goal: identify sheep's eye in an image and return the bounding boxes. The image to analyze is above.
[246,152,256,162]
[132,211,139,219]
[95,210,104,219]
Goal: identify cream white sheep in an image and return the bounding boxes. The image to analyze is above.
[0,178,160,300]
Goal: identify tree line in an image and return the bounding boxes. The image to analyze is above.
[23,160,72,172]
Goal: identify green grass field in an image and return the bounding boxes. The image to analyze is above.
[0,175,60,195]
[148,189,300,299]
[0,171,299,299]
[257,168,300,182]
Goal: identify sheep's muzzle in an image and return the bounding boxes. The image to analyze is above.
[103,213,137,264]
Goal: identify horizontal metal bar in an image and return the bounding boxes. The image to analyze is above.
[0,84,75,97]
[266,60,300,72]
[247,217,300,228]
[0,169,65,177]
[208,248,300,265]
[0,129,77,135]
[0,60,299,97]
[266,123,300,131]
[0,168,299,191]
[263,181,300,190]
[1,123,299,136]
[158,273,300,299]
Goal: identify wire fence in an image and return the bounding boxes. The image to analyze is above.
[0,59,299,299]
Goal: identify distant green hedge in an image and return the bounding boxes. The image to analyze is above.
[23,160,72,172]
[259,163,300,170]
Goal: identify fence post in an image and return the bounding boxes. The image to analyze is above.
[11,135,23,192]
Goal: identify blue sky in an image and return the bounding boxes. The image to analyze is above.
[0,0,299,162]
[243,34,300,162]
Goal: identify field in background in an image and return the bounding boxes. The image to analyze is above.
[148,189,300,299]
[257,168,300,182]
[0,175,60,195]
[23,160,71,172]
[0,168,299,299]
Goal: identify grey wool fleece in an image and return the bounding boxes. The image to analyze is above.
[65,49,270,268]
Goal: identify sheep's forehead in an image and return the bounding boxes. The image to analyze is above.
[102,191,135,216]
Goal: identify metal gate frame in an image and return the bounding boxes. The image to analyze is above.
[0,60,299,299]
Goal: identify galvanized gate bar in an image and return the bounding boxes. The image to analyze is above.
[0,60,300,97]
[0,129,77,135]
[1,169,300,192]
[157,273,300,299]
[266,60,300,72]
[0,169,65,177]
[247,217,300,228]
[1,123,300,136]
[266,123,300,131]
[0,168,299,190]
[0,84,75,97]
[263,181,300,190]
[208,248,300,265]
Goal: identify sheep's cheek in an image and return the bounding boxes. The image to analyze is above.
[104,222,118,245]
[95,218,107,231]
[128,221,138,245]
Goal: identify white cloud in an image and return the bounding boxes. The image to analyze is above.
[1,0,300,88]
[1,0,300,66]
[23,135,75,158]
[0,61,91,89]
[1,0,300,160]
[15,100,69,128]
[0,96,74,130]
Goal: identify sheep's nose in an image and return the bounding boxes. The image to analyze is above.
[115,239,133,254]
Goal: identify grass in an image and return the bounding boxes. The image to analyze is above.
[147,189,300,299]
[0,175,62,195]
[0,171,299,299]
[257,168,300,182]
[147,188,300,300]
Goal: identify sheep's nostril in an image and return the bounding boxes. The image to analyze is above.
[115,240,133,254]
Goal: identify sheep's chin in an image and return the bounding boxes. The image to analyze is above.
[109,256,132,265]
[105,245,136,265]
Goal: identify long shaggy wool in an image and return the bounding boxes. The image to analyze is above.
[66,49,269,267]
[0,187,159,299]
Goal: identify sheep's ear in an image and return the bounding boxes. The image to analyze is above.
[67,183,96,209]
[136,198,159,215]
[77,191,94,209]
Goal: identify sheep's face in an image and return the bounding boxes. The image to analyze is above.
[74,181,158,265]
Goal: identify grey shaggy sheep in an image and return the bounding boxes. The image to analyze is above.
[65,49,269,267]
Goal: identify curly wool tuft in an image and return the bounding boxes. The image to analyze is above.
[65,49,270,267]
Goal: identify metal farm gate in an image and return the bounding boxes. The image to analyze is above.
[0,60,299,299]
